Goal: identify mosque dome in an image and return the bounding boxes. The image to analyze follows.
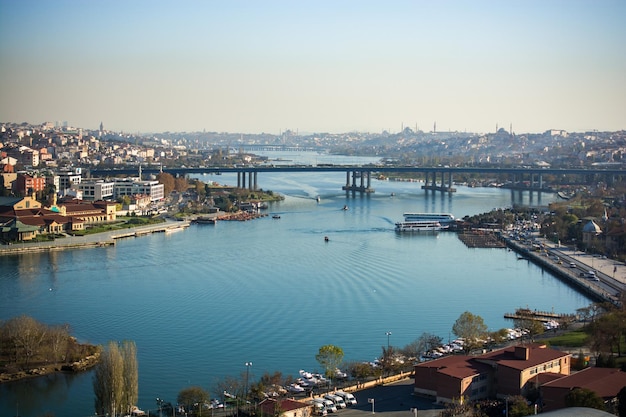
[582,220,602,234]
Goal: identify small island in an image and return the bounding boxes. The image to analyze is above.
[0,315,100,383]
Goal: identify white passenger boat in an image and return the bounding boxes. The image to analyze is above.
[395,220,446,232]
[401,212,455,224]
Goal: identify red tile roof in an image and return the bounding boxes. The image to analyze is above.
[476,344,569,370]
[543,367,626,398]
[416,354,491,379]
[258,398,309,415]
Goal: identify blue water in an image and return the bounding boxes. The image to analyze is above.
[0,155,591,417]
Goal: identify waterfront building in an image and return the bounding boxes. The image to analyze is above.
[414,344,571,404]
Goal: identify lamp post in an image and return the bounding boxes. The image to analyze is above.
[244,362,252,408]
[385,331,392,351]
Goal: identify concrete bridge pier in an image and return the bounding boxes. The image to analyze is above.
[421,170,456,192]
[342,170,375,193]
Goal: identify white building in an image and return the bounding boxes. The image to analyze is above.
[113,179,164,202]
[56,169,82,195]
[77,180,115,201]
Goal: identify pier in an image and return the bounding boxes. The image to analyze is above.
[504,308,576,323]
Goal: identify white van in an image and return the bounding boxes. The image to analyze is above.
[314,398,336,413]
[334,391,357,406]
[586,270,599,281]
[324,394,346,409]
[308,400,327,416]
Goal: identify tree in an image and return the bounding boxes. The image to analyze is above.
[507,395,535,417]
[93,341,124,416]
[93,340,138,417]
[174,177,189,193]
[178,386,209,415]
[565,387,606,410]
[315,344,344,381]
[452,311,488,353]
[157,172,175,195]
[401,332,443,361]
[120,340,138,415]
[513,314,545,343]
[3,315,47,366]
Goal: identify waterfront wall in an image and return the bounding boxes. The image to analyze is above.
[504,238,616,305]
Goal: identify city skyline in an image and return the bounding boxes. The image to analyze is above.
[0,0,624,135]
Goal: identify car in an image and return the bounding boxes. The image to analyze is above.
[569,262,576,268]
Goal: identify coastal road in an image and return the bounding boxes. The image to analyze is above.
[544,244,625,300]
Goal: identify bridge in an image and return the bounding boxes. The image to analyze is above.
[88,165,626,194]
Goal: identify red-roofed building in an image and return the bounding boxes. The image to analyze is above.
[414,344,571,405]
[541,367,626,411]
[257,398,312,417]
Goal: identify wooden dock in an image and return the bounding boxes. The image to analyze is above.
[504,308,576,323]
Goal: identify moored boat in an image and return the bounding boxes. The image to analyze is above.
[395,220,446,232]
[193,216,217,224]
[401,212,455,224]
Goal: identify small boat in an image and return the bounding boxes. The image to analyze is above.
[316,196,321,203]
[272,214,281,219]
[324,236,329,242]
[342,205,348,211]
[193,217,217,224]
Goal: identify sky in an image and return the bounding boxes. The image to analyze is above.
[0,0,624,135]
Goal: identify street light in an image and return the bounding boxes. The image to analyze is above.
[244,362,252,402]
[385,331,392,351]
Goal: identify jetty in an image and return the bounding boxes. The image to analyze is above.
[504,308,577,323]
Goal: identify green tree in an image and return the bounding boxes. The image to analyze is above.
[178,386,209,415]
[315,344,344,381]
[565,387,605,410]
[452,311,488,353]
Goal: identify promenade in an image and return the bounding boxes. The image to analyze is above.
[0,219,190,256]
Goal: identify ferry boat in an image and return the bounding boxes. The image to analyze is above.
[395,220,446,232]
[401,212,455,224]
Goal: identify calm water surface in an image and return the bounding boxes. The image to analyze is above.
[0,155,591,417]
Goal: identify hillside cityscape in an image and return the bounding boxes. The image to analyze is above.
[1,121,626,171]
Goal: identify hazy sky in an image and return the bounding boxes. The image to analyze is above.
[1,1,624,134]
